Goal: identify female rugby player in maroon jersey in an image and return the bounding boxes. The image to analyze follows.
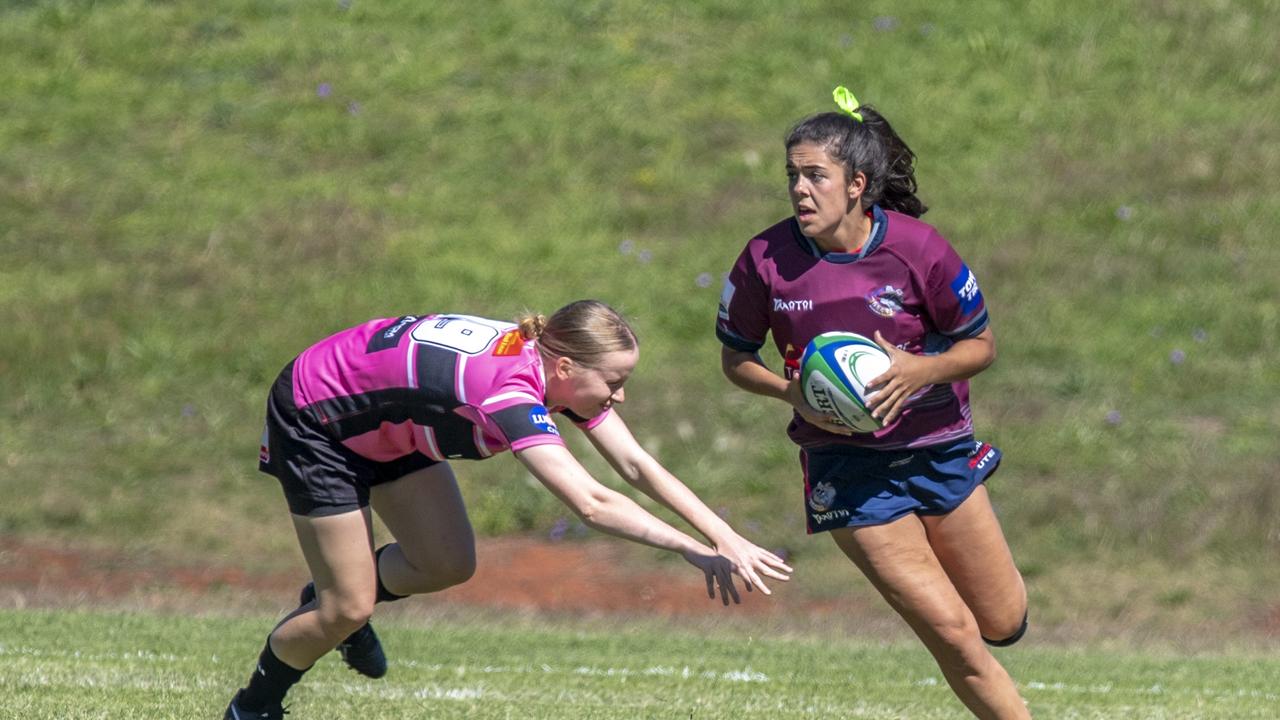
[717,88,1030,719]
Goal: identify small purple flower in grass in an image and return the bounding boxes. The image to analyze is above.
[696,273,713,288]
[181,403,197,418]
[637,249,652,264]
[1116,205,1134,221]
[549,517,568,542]
[347,101,361,116]
[1192,328,1208,343]
[873,16,898,31]
[337,0,351,9]
[316,82,332,98]
[1105,410,1123,426]
[1170,349,1186,365]
[619,239,635,255]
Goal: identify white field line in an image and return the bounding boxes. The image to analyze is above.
[3,643,1277,705]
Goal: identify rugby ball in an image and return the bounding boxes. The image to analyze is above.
[800,332,891,433]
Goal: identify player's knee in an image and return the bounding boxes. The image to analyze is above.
[982,611,1029,647]
[428,551,477,589]
[319,595,375,635]
[919,608,985,666]
[397,551,476,593]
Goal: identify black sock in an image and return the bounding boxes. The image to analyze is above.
[238,639,309,710]
[374,544,408,604]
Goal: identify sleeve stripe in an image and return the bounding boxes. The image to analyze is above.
[716,326,765,353]
[941,310,989,339]
[481,391,541,406]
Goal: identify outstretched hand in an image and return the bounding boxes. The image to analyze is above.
[682,547,743,606]
[865,330,934,425]
[712,533,793,596]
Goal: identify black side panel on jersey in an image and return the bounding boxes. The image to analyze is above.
[430,415,488,459]
[299,343,465,443]
[415,343,459,407]
[366,315,421,353]
[300,388,454,439]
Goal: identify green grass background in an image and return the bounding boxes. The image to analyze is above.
[1,0,1278,641]
[4,608,1279,719]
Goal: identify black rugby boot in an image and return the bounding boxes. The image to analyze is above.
[223,689,286,719]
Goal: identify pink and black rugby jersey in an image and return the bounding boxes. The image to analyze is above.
[716,206,989,451]
[291,314,608,461]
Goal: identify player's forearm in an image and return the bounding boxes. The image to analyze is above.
[923,333,996,384]
[625,457,739,546]
[578,487,706,555]
[721,350,789,402]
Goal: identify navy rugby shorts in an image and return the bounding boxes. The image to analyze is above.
[800,437,1001,534]
[258,361,440,517]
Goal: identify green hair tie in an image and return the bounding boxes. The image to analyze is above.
[832,85,863,122]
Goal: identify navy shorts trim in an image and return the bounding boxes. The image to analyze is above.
[258,361,441,517]
[801,437,1001,534]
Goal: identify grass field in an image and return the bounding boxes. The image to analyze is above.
[3,608,1278,719]
[2,0,1279,667]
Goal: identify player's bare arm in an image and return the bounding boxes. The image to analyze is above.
[721,347,852,435]
[581,411,793,593]
[515,442,744,605]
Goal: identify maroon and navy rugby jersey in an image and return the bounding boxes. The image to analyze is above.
[716,205,989,450]
[289,314,608,462]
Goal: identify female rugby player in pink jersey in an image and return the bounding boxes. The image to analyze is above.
[224,300,791,719]
[716,88,1030,719]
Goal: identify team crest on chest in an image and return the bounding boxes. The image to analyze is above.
[865,285,905,318]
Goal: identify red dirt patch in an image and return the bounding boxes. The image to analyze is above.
[0,535,809,617]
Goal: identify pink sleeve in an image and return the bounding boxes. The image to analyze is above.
[475,361,568,452]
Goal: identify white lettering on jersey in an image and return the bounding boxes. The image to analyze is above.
[958,271,979,303]
[773,298,813,312]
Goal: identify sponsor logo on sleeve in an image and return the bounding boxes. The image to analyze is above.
[949,265,983,314]
[492,329,526,356]
[718,279,736,321]
[865,285,905,318]
[529,405,560,435]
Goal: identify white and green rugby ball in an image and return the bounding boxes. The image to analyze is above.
[800,331,892,433]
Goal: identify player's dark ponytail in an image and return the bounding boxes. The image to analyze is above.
[785,106,927,218]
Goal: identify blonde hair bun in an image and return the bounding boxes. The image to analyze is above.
[516,312,548,340]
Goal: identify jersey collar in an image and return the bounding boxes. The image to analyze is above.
[791,204,888,264]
